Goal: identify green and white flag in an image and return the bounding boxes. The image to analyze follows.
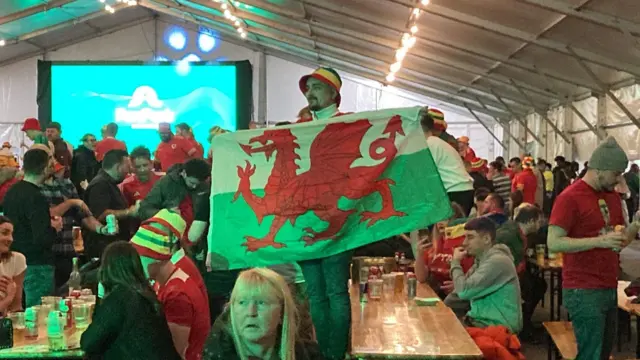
[208,106,452,269]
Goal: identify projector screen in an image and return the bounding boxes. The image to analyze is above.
[38,61,253,155]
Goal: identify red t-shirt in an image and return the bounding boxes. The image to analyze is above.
[549,179,624,289]
[512,169,537,205]
[95,137,127,162]
[158,269,210,360]
[119,173,162,206]
[155,137,197,172]
[425,222,474,285]
[175,253,208,301]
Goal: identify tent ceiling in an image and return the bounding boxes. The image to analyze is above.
[0,0,638,123]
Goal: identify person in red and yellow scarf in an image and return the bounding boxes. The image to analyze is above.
[458,136,477,162]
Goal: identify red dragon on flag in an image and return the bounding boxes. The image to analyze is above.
[232,115,407,251]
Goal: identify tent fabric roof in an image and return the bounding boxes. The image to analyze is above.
[0,0,638,122]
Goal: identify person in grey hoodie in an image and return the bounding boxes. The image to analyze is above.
[450,216,523,333]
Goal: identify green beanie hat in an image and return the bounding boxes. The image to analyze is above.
[588,136,628,172]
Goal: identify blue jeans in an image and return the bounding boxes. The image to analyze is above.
[24,265,55,308]
[563,288,617,360]
[300,250,353,360]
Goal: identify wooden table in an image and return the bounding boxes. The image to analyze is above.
[350,282,483,359]
[0,325,85,359]
[528,258,563,321]
[617,280,640,358]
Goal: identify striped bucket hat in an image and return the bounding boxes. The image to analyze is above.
[131,209,186,260]
[299,67,342,106]
[428,108,447,131]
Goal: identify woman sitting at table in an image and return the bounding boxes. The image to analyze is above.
[80,241,180,360]
[405,202,471,299]
[202,267,323,360]
[0,216,25,314]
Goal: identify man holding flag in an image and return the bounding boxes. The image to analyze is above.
[207,70,454,360]
[297,67,353,360]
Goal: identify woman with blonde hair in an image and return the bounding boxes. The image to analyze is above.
[202,268,322,360]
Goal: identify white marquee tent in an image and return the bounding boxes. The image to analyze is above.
[0,0,638,165]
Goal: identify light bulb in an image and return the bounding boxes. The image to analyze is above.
[224,9,231,18]
[402,33,410,42]
[395,48,407,62]
[234,20,240,26]
[240,32,247,38]
[407,36,416,48]
[390,62,402,73]
[237,27,244,33]
[221,3,228,9]
[230,15,236,21]
[0,40,5,47]
[421,0,430,5]
[410,25,418,34]
[386,73,395,82]
[99,0,105,2]
[413,8,420,16]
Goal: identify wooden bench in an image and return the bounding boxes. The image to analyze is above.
[544,321,577,360]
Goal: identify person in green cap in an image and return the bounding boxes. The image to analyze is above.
[548,136,640,360]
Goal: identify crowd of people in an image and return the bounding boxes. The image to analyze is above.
[0,65,635,360]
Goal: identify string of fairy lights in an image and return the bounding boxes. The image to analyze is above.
[385,0,429,83]
[99,0,138,14]
[212,0,248,39]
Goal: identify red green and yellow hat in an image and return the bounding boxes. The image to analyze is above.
[470,158,487,173]
[299,67,342,106]
[428,108,446,131]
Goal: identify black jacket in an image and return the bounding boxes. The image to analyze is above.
[202,309,324,360]
[83,170,131,258]
[71,145,99,197]
[81,285,181,360]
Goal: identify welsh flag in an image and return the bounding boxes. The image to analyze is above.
[208,106,452,269]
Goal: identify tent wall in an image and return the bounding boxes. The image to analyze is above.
[0,20,501,160]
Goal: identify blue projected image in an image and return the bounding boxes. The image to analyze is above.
[198,33,216,53]
[50,64,238,155]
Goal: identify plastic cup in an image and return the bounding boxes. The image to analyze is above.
[382,274,395,293]
[535,244,546,265]
[72,303,91,329]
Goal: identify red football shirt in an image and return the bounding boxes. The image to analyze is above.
[119,173,162,206]
[95,137,127,162]
[174,251,208,301]
[425,222,474,285]
[158,269,210,360]
[154,137,197,172]
[512,169,538,205]
[549,179,623,289]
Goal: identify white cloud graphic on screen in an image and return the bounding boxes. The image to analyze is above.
[115,86,175,129]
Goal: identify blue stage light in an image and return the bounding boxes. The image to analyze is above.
[183,53,201,62]
[167,29,187,50]
[198,33,216,53]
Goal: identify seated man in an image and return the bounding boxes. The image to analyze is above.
[450,217,522,333]
[513,203,547,340]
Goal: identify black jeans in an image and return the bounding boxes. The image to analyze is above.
[447,190,475,216]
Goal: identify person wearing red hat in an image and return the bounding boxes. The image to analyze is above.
[297,67,350,123]
[511,156,538,205]
[466,158,494,192]
[154,123,199,172]
[21,118,54,153]
[296,67,352,360]
[458,136,477,163]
